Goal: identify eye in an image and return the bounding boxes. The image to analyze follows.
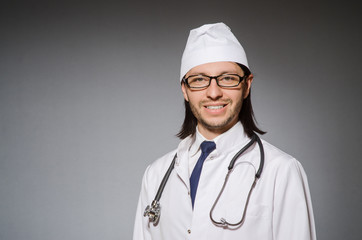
[189,76,208,83]
[220,75,238,81]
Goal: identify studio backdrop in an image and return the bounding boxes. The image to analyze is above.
[0,1,361,240]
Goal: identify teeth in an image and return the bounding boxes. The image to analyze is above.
[206,105,223,109]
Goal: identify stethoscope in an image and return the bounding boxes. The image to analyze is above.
[144,133,264,228]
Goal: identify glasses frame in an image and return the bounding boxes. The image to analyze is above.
[182,73,246,89]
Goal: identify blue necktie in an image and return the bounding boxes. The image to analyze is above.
[190,141,216,208]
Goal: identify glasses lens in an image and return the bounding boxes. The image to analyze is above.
[218,74,241,87]
[187,75,210,88]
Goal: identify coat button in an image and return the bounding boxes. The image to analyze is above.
[187,229,191,234]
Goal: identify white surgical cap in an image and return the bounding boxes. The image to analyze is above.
[180,22,249,81]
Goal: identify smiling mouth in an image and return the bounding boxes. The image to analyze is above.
[205,105,226,110]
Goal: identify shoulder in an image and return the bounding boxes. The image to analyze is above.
[142,135,193,187]
[139,149,178,199]
[146,149,178,175]
[260,139,306,178]
[262,139,296,163]
[258,139,310,195]
[145,135,193,175]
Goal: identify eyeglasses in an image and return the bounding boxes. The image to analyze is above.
[183,74,246,89]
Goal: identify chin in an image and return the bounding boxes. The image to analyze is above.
[200,118,236,131]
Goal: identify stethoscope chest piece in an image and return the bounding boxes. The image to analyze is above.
[144,154,177,225]
[144,133,264,228]
[144,200,161,224]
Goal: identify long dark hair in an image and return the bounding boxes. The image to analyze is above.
[176,64,266,139]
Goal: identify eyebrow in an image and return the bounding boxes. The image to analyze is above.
[189,71,237,76]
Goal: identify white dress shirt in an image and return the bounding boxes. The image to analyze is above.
[133,123,316,240]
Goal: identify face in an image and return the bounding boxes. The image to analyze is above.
[181,61,253,139]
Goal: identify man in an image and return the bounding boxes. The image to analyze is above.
[133,23,316,240]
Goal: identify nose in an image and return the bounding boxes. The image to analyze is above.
[206,78,223,100]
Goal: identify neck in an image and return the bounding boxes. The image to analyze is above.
[197,121,238,140]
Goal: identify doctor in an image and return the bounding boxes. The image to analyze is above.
[133,23,316,240]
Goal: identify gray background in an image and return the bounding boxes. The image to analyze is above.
[1,0,361,239]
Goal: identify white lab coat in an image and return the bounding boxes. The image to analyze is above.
[133,123,316,240]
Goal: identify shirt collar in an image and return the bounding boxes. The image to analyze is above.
[188,122,250,158]
[175,122,253,184]
[188,128,206,157]
[213,122,249,154]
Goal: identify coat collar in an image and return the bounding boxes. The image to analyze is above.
[188,122,250,157]
[174,122,252,189]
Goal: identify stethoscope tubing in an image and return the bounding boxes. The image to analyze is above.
[144,133,264,227]
[154,154,177,202]
[209,134,264,227]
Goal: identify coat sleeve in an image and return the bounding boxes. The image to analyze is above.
[133,166,152,240]
[272,159,317,240]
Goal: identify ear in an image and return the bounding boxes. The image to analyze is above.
[243,74,254,99]
[181,82,189,102]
